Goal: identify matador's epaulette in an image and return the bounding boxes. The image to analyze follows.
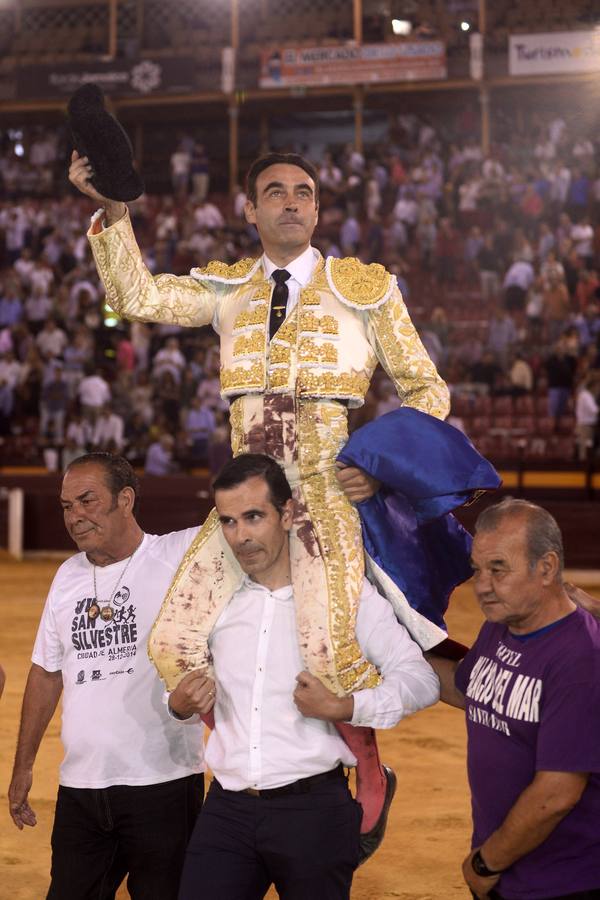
[325,256,396,310]
[190,257,262,284]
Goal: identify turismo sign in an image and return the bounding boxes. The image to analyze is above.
[509,30,600,76]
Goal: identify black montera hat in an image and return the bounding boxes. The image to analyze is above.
[67,83,144,202]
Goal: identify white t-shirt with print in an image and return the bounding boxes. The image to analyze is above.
[32,529,204,789]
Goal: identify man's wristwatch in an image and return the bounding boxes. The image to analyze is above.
[471,849,503,877]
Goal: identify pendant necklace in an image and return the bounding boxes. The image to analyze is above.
[89,537,142,622]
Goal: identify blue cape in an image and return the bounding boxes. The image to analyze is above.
[338,408,501,630]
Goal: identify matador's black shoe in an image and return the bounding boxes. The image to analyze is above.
[358,765,397,866]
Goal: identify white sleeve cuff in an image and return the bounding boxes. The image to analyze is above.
[162,690,201,725]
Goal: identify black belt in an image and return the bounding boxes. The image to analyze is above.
[216,763,345,798]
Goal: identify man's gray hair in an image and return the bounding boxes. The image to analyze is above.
[475,498,564,574]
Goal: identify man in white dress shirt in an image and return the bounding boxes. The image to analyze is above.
[170,453,440,899]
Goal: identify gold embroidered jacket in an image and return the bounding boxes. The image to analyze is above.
[88,211,450,417]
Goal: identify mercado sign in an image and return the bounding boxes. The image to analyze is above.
[259,41,447,88]
[509,30,600,76]
[16,57,199,100]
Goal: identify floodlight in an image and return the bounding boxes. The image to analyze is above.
[392,18,412,36]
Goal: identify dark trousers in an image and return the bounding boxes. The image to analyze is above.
[473,891,600,899]
[178,773,361,900]
[48,773,204,900]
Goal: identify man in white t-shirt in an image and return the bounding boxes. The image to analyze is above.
[8,453,206,900]
[170,453,439,899]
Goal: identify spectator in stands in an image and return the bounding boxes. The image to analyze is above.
[574,372,599,462]
[77,366,111,421]
[509,352,534,396]
[546,337,577,432]
[206,409,232,475]
[477,234,501,302]
[92,404,125,452]
[471,351,502,395]
[436,218,462,284]
[567,170,590,221]
[193,199,225,231]
[124,411,149,464]
[145,433,177,475]
[571,217,594,270]
[17,345,44,419]
[537,223,555,262]
[39,366,70,443]
[187,227,215,265]
[196,361,223,412]
[61,433,85,470]
[503,259,534,313]
[488,310,518,368]
[130,321,151,372]
[24,285,53,335]
[116,334,135,372]
[13,248,35,286]
[339,213,361,257]
[36,318,67,361]
[65,412,92,451]
[190,143,210,204]
[319,152,343,193]
[0,375,14,434]
[576,301,600,349]
[154,370,181,429]
[232,185,247,221]
[170,141,191,201]
[542,273,570,343]
[184,396,215,463]
[575,269,599,314]
[30,258,54,297]
[152,336,185,384]
[0,280,23,328]
[62,331,91,398]
[0,350,22,393]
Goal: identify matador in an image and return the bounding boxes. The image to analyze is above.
[72,150,450,860]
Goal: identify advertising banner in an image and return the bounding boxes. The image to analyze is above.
[509,30,600,76]
[17,57,198,100]
[259,41,447,88]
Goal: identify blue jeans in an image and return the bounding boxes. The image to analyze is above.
[547,387,570,421]
[47,774,204,900]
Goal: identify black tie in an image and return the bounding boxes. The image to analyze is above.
[269,269,291,340]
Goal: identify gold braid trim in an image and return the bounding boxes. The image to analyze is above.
[326,256,395,310]
[191,257,261,283]
[298,405,381,693]
[148,509,235,689]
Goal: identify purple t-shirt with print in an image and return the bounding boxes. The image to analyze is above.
[455,606,600,900]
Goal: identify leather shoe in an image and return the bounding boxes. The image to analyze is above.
[358,765,397,866]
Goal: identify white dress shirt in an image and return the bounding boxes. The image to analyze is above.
[204,576,439,791]
[211,245,319,335]
[261,245,319,317]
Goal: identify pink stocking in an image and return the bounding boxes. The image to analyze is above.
[335,722,387,834]
[200,711,215,730]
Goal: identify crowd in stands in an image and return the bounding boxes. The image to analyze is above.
[1,102,600,473]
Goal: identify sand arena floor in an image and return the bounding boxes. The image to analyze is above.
[1,554,597,900]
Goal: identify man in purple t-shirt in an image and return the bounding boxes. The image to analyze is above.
[428,498,600,900]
